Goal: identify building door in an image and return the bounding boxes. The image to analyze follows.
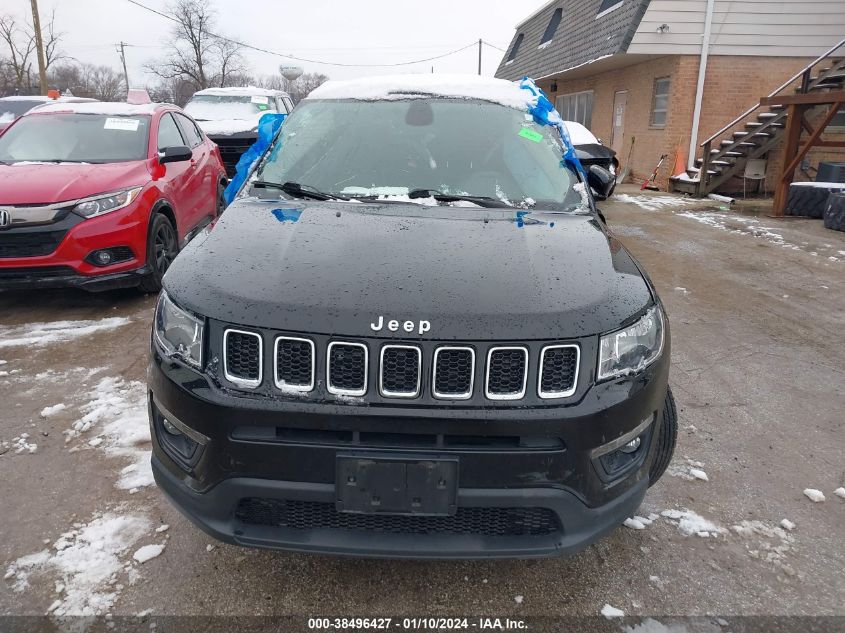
[611,91,628,154]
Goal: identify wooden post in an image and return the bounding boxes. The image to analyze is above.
[771,104,805,217]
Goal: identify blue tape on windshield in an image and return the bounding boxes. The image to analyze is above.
[518,77,585,175]
[224,112,287,205]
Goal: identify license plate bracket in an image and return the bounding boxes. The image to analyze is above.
[335,455,458,516]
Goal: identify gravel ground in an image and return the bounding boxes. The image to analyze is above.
[1,186,843,631]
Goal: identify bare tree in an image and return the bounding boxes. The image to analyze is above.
[49,62,125,101]
[0,14,35,90]
[146,0,246,91]
[42,8,66,71]
[285,72,329,104]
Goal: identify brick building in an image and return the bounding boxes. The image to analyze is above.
[494,0,845,194]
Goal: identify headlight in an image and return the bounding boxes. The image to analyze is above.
[73,187,142,218]
[154,291,204,369]
[598,305,664,381]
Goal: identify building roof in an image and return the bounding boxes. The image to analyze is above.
[495,0,650,81]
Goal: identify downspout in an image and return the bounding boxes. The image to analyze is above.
[688,0,715,170]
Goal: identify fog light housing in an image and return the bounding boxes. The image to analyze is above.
[150,398,207,471]
[620,437,641,454]
[85,246,135,267]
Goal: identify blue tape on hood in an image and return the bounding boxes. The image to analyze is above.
[518,77,585,176]
[223,112,287,205]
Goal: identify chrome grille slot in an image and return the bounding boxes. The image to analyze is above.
[223,329,263,388]
[538,345,579,398]
[274,336,314,393]
[327,342,368,396]
[432,347,475,399]
[485,347,528,400]
[379,345,421,398]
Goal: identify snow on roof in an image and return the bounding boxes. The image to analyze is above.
[306,74,539,110]
[192,86,288,98]
[29,101,163,116]
[563,121,599,145]
[0,95,51,102]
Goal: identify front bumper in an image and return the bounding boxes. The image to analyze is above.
[149,344,669,559]
[0,264,151,291]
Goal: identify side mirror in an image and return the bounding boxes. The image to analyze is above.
[586,164,615,201]
[158,145,192,164]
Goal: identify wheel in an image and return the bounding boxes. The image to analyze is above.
[786,184,834,218]
[216,181,227,217]
[648,387,678,486]
[138,213,178,294]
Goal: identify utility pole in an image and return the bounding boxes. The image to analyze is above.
[478,38,482,75]
[117,41,130,91]
[30,0,48,95]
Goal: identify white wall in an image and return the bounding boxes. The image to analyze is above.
[628,0,845,57]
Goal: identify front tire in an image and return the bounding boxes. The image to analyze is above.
[216,181,227,218]
[138,213,178,294]
[648,387,678,486]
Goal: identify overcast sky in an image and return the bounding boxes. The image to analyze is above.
[7,0,545,85]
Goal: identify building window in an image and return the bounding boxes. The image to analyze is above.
[650,77,671,127]
[540,8,563,46]
[506,34,524,63]
[829,106,845,131]
[555,91,594,128]
[596,0,623,19]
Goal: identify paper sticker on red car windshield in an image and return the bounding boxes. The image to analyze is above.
[104,117,140,132]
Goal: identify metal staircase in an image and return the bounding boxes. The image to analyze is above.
[671,38,845,197]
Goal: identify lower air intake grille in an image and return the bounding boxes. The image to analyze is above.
[0,230,69,258]
[327,342,367,396]
[433,347,474,399]
[235,498,562,537]
[380,345,421,397]
[274,337,314,391]
[224,330,262,387]
[486,347,528,399]
[539,345,579,398]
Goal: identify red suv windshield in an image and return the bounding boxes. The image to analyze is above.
[0,113,151,164]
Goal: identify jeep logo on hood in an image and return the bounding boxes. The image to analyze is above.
[370,316,431,335]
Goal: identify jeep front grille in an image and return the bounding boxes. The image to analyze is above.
[432,347,475,399]
[379,345,421,398]
[223,329,262,388]
[218,327,580,403]
[327,342,368,396]
[485,347,528,400]
[274,336,314,392]
[538,345,579,398]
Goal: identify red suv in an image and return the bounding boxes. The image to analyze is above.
[0,100,226,292]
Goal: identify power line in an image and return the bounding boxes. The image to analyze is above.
[482,40,507,53]
[123,0,480,68]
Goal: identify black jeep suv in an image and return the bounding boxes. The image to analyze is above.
[149,75,676,559]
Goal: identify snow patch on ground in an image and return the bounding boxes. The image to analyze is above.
[601,603,625,618]
[5,513,151,616]
[67,377,153,489]
[661,509,725,538]
[132,543,165,564]
[0,318,130,349]
[668,457,709,481]
[40,403,67,418]
[616,194,697,212]
[834,487,845,499]
[731,520,795,575]
[803,488,825,503]
[624,513,659,530]
[12,434,37,454]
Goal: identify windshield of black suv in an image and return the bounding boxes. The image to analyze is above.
[0,99,46,122]
[255,98,585,211]
[184,94,279,121]
[0,113,151,163]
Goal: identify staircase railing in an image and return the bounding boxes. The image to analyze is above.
[694,36,845,196]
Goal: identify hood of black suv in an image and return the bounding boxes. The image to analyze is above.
[164,198,652,340]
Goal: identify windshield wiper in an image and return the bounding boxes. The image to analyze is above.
[407,189,513,208]
[252,181,348,201]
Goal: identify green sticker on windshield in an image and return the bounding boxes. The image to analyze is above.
[519,127,543,143]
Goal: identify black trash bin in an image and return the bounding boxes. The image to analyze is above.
[817,162,845,184]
